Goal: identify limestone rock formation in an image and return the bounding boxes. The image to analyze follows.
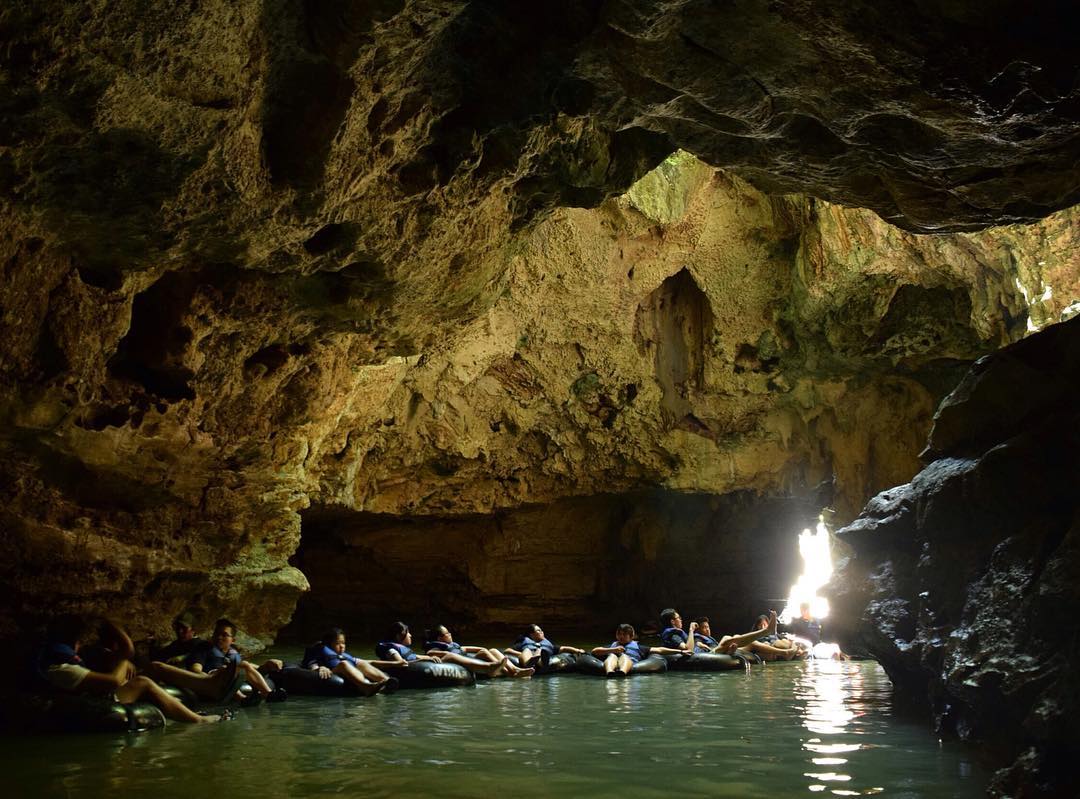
[2,5,1080,782]
[4,140,1076,650]
[830,315,1080,796]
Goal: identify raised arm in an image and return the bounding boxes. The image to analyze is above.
[79,658,137,692]
[713,610,777,652]
[98,618,135,661]
[681,621,698,651]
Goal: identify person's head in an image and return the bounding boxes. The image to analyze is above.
[321,627,346,653]
[660,608,682,629]
[755,614,770,631]
[212,618,236,650]
[387,621,411,645]
[173,611,196,641]
[525,624,545,642]
[426,624,452,644]
[799,602,812,621]
[694,616,711,637]
[614,623,635,645]
[47,614,90,650]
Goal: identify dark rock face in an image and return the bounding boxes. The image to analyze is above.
[286,489,817,641]
[831,315,1080,796]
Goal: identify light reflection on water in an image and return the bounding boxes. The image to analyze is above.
[2,661,984,798]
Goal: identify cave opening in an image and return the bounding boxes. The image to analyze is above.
[284,489,816,643]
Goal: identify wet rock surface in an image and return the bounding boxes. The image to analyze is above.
[2,4,1080,786]
[830,315,1080,796]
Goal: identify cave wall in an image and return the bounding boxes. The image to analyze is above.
[2,0,1079,653]
[3,147,1078,649]
[286,489,815,641]
[829,314,1080,796]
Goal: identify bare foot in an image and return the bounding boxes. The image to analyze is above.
[509,665,534,679]
[479,660,503,676]
[355,679,389,697]
[197,709,234,723]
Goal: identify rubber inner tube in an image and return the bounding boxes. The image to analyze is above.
[24,693,165,733]
[665,652,746,672]
[629,654,668,674]
[537,653,577,675]
[386,660,476,689]
[278,666,360,697]
[574,654,607,676]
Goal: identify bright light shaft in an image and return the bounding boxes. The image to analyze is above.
[781,519,833,621]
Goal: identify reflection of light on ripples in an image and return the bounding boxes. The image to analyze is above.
[804,773,852,781]
[796,661,873,791]
[797,662,858,736]
[805,743,861,754]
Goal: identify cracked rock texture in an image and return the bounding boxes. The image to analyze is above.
[830,314,1080,797]
[3,144,1076,648]
[2,3,1080,784]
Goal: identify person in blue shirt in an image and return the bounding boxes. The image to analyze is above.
[659,608,779,655]
[424,624,534,678]
[372,621,431,665]
[302,627,396,695]
[508,624,585,667]
[148,618,285,702]
[373,621,501,676]
[591,623,684,677]
[691,616,720,652]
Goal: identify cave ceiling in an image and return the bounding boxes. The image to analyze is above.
[2,0,1080,640]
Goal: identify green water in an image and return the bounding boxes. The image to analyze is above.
[3,660,985,798]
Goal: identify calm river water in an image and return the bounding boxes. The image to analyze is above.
[3,659,985,797]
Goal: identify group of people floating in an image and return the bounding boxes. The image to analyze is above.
[31,602,833,728]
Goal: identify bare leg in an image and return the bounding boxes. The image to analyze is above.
[117,676,220,724]
[603,654,618,675]
[239,661,274,696]
[482,649,533,678]
[467,647,502,665]
[351,659,391,682]
[715,611,779,652]
[332,662,389,696]
[146,660,237,701]
[505,648,536,666]
[436,652,503,676]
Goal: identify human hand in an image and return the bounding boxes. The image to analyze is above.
[689,622,698,633]
[767,610,778,635]
[613,646,625,654]
[317,666,332,679]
